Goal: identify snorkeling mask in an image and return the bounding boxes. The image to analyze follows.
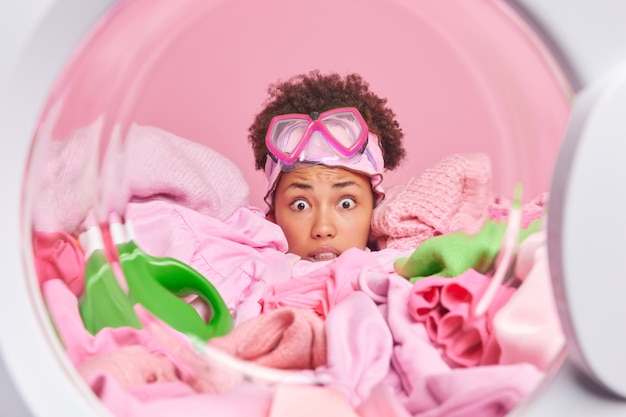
[263,107,386,207]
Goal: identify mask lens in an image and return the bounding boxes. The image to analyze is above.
[321,110,365,150]
[268,118,308,157]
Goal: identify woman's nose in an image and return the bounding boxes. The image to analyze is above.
[311,210,336,239]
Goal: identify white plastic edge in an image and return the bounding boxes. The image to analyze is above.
[548,61,626,399]
[0,1,116,416]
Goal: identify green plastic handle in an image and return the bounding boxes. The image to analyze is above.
[116,240,234,341]
[79,249,141,334]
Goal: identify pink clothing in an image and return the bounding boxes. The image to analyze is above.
[42,279,247,395]
[37,143,561,417]
[268,385,360,417]
[31,123,249,233]
[369,268,543,417]
[488,192,548,228]
[209,307,327,370]
[261,248,386,319]
[407,270,515,368]
[493,231,566,371]
[356,383,412,417]
[370,153,492,251]
[89,373,274,417]
[29,110,565,417]
[125,200,292,324]
[414,363,543,417]
[318,291,393,406]
[268,384,411,417]
[78,345,179,388]
[32,229,85,296]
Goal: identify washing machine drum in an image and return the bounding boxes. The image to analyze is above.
[15,0,602,416]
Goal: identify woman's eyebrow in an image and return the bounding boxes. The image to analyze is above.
[285,180,361,190]
[286,181,313,190]
[332,181,361,189]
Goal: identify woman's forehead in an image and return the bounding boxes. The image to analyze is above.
[279,165,370,186]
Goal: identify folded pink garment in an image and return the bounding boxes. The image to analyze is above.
[209,307,327,370]
[32,229,85,296]
[370,153,492,251]
[492,231,566,371]
[407,270,515,367]
[31,122,249,233]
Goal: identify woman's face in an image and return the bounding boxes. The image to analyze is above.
[270,165,374,261]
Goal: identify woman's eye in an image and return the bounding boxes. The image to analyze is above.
[338,197,356,210]
[290,199,310,211]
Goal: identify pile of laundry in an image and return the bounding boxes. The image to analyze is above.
[33,125,565,417]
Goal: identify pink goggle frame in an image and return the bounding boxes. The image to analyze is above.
[265,107,369,166]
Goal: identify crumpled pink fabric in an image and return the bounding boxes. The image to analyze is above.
[414,363,542,417]
[356,260,544,417]
[209,307,327,370]
[42,278,248,395]
[127,201,291,325]
[492,231,566,371]
[261,248,386,319]
[32,229,85,296]
[78,345,179,388]
[488,192,548,227]
[317,291,393,406]
[87,372,274,417]
[370,153,492,251]
[30,122,249,234]
[407,269,515,367]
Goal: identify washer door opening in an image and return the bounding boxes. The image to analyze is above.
[17,0,572,416]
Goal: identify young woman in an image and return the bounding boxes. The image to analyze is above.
[248,70,406,261]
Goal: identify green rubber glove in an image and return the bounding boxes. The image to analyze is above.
[394,217,541,283]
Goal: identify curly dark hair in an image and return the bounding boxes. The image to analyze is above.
[248,70,406,171]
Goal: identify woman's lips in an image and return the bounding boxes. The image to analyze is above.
[308,246,341,262]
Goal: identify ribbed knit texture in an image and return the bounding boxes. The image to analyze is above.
[371,153,492,250]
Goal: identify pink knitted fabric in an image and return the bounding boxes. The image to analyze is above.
[371,153,492,251]
[209,307,327,370]
[30,122,249,233]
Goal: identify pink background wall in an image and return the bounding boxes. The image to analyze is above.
[37,0,572,208]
